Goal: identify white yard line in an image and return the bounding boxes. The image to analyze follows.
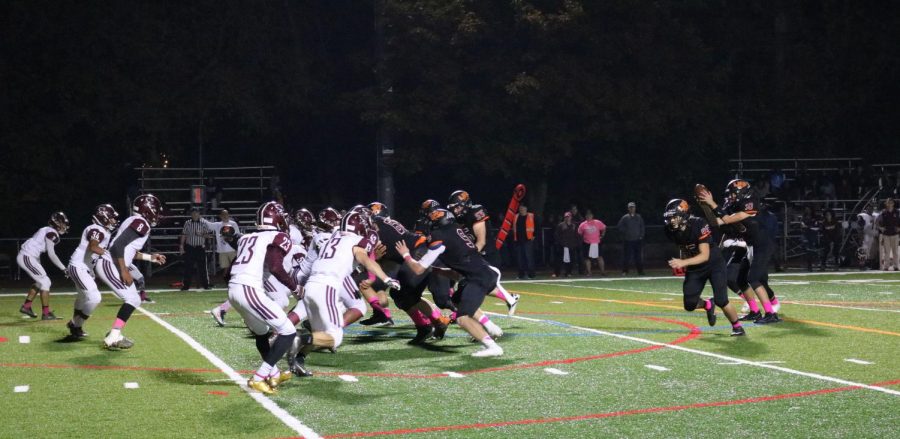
[136,307,321,439]
[644,365,670,371]
[488,312,900,397]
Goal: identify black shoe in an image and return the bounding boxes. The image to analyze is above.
[739,311,761,322]
[204,285,214,290]
[432,316,450,340]
[179,287,190,291]
[360,312,390,326]
[730,325,746,337]
[288,354,313,377]
[141,294,155,304]
[19,305,37,318]
[705,304,717,327]
[42,312,60,321]
[408,326,434,345]
[301,320,312,332]
[67,321,88,338]
[754,313,783,324]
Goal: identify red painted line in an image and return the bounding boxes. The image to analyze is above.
[278,379,900,439]
[207,390,229,396]
[0,337,7,342]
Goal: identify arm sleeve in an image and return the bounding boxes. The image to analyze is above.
[416,245,446,269]
[110,227,142,260]
[295,241,317,285]
[45,239,66,271]
[265,245,297,291]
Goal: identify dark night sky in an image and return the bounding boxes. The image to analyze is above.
[1,1,899,236]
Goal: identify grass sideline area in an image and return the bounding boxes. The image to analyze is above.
[1,272,898,438]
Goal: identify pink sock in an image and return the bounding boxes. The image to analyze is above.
[732,322,742,329]
[761,301,774,314]
[704,299,713,311]
[449,311,458,321]
[771,298,780,306]
[478,315,490,325]
[42,306,50,316]
[368,297,392,319]
[493,289,507,302]
[113,318,126,330]
[220,301,232,312]
[448,288,455,297]
[408,310,431,327]
[741,294,760,313]
[430,309,443,320]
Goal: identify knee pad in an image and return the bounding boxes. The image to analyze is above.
[714,296,730,308]
[683,297,699,312]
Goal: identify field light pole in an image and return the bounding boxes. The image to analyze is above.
[374,0,395,210]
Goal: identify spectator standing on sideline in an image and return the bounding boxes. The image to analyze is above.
[554,212,581,277]
[179,208,213,290]
[617,202,645,276]
[820,210,842,270]
[201,209,241,278]
[512,204,536,279]
[877,198,900,271]
[569,205,584,224]
[800,207,821,272]
[578,210,606,276]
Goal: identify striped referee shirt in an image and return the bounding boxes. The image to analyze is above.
[181,219,212,248]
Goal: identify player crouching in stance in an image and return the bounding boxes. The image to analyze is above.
[229,202,301,394]
[288,210,401,377]
[663,200,745,337]
[397,209,506,357]
[17,212,70,320]
[96,194,167,349]
[65,204,118,339]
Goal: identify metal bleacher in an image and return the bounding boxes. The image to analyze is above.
[135,166,275,277]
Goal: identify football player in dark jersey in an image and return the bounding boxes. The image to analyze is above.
[664,200,745,336]
[698,180,782,324]
[396,209,506,357]
[448,190,520,315]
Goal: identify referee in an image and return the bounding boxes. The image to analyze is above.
[180,207,213,290]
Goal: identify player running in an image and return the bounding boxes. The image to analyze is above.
[65,204,118,339]
[288,210,400,377]
[663,199,745,336]
[95,194,167,350]
[228,201,301,395]
[17,212,70,320]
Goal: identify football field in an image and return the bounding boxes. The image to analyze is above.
[1,272,898,438]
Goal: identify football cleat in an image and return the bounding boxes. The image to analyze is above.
[431,316,451,340]
[738,311,761,322]
[67,321,88,339]
[288,354,313,377]
[266,370,292,388]
[705,304,717,327]
[19,306,37,318]
[102,334,134,350]
[486,324,504,339]
[754,313,783,325]
[41,312,60,321]
[359,312,390,326]
[730,326,746,337]
[210,307,226,327]
[471,345,504,357]
[740,302,750,313]
[140,294,155,304]
[506,293,520,316]
[247,379,276,395]
[408,326,434,345]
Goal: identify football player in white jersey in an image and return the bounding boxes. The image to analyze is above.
[17,212,70,320]
[228,202,301,395]
[96,194,167,350]
[288,210,400,377]
[65,204,118,339]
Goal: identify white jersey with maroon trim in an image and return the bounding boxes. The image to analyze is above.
[20,226,61,258]
[229,230,292,289]
[101,215,151,266]
[69,224,110,268]
[307,231,376,287]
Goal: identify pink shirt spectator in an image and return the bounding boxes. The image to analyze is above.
[578,219,606,244]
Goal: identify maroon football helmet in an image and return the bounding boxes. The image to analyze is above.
[318,207,341,231]
[133,194,163,227]
[49,211,70,234]
[257,201,289,232]
[340,211,371,237]
[92,204,120,231]
[293,208,315,232]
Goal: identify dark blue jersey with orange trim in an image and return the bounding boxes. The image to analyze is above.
[724,195,764,246]
[373,216,424,264]
[428,223,494,283]
[665,216,722,271]
[457,204,496,254]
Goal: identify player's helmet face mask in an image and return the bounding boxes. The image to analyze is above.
[257,201,289,232]
[663,199,691,232]
[318,207,342,231]
[49,211,70,234]
[133,194,164,227]
[447,190,472,215]
[92,204,120,231]
[724,179,752,203]
[340,211,371,237]
[294,208,315,232]
[428,208,456,230]
[368,202,389,218]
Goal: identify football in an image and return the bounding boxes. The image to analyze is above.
[694,183,710,198]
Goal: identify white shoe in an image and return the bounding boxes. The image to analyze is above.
[210,307,226,327]
[472,345,504,357]
[740,302,750,313]
[484,321,504,339]
[772,301,781,313]
[507,294,520,316]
